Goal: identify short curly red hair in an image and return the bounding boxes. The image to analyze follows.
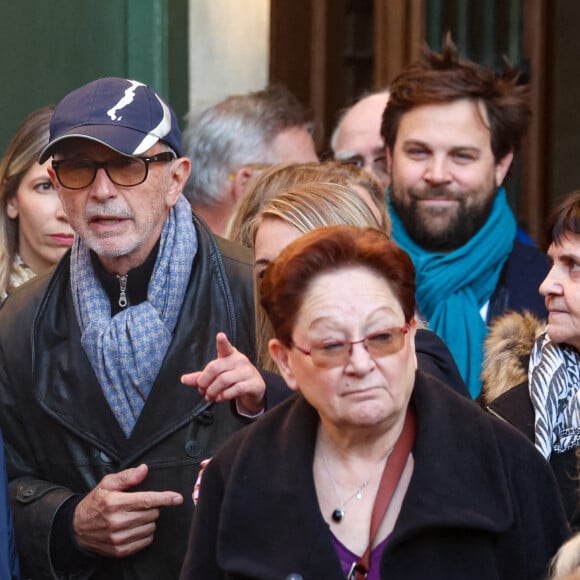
[259,225,416,347]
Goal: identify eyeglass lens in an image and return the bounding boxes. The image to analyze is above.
[53,153,175,190]
[305,327,408,368]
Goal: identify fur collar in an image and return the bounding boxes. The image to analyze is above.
[480,311,545,405]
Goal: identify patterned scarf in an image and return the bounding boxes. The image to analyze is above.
[388,187,516,398]
[528,331,580,459]
[10,255,36,288]
[71,195,197,437]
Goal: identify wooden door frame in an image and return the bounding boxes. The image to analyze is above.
[374,0,425,87]
[521,0,551,246]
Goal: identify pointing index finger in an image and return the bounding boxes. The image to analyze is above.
[216,332,235,359]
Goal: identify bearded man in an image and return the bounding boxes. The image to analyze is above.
[382,36,549,398]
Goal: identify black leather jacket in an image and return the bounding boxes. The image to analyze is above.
[0,216,256,579]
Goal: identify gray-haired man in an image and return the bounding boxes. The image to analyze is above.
[0,77,275,579]
[183,85,318,235]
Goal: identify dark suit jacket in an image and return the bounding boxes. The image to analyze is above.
[488,240,550,323]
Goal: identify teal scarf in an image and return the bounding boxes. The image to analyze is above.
[388,187,516,397]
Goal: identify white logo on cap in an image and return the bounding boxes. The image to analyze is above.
[107,80,146,121]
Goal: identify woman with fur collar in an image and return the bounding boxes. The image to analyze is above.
[481,192,580,529]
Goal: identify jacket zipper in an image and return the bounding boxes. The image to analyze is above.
[117,275,128,308]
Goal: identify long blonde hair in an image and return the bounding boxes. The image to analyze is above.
[249,182,383,371]
[0,106,54,295]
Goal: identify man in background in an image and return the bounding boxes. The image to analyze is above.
[183,85,318,235]
[331,90,390,189]
[382,36,549,398]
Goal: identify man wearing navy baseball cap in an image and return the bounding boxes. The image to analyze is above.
[0,78,275,579]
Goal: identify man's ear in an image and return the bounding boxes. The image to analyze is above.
[269,339,299,391]
[495,150,514,186]
[231,167,254,203]
[167,157,191,207]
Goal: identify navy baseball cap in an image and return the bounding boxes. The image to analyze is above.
[39,77,182,162]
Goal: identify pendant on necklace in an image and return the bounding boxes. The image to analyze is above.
[356,489,362,500]
[332,508,345,522]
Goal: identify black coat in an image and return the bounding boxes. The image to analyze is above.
[181,371,569,580]
[414,328,468,397]
[488,383,580,530]
[0,217,276,580]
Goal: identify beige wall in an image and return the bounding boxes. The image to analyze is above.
[188,0,270,113]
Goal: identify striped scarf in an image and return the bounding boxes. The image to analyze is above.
[528,331,580,459]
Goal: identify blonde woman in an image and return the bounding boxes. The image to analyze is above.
[546,532,580,580]
[0,106,74,301]
[249,182,382,371]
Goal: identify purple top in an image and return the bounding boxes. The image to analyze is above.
[331,532,389,580]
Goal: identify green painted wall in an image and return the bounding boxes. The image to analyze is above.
[0,0,188,155]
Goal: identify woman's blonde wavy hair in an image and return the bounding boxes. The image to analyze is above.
[242,180,385,372]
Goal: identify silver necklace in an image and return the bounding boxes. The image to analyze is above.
[320,447,391,523]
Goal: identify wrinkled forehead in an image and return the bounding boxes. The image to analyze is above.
[296,265,402,318]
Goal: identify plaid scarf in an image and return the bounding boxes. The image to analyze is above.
[529,331,580,459]
[71,195,197,437]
